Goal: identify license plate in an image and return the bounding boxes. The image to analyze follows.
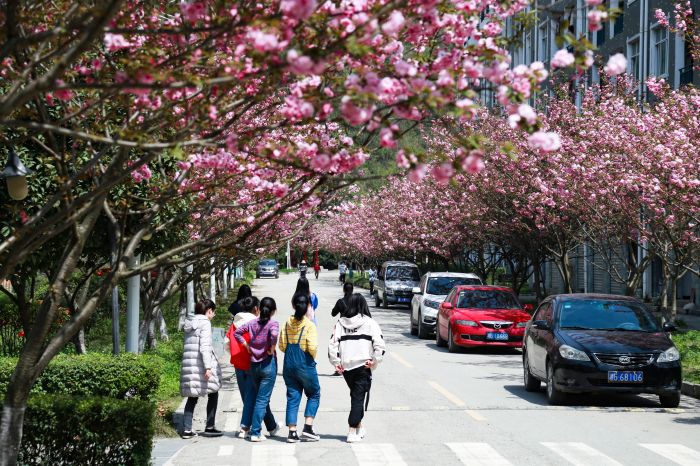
[397,297,410,303]
[607,371,644,383]
[486,332,509,341]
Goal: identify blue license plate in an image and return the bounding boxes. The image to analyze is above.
[607,371,643,383]
[486,332,509,341]
[397,297,410,303]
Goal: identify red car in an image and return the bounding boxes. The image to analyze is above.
[435,285,533,352]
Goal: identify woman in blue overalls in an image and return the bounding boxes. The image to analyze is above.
[278,293,321,443]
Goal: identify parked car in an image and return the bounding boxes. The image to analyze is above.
[435,285,531,352]
[410,272,482,339]
[522,294,682,407]
[256,259,279,279]
[375,261,420,309]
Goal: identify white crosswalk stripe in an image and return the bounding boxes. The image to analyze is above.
[640,444,700,466]
[217,445,234,457]
[351,443,407,466]
[251,444,297,466]
[541,442,623,466]
[446,442,513,466]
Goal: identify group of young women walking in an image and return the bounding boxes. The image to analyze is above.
[179,278,385,444]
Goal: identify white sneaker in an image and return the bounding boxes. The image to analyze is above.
[346,429,362,443]
[357,426,366,439]
[238,429,250,439]
[268,425,281,437]
[250,434,266,442]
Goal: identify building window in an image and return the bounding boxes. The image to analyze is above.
[614,0,624,35]
[539,22,550,62]
[628,39,640,80]
[651,26,668,76]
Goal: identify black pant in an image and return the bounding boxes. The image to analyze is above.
[340,273,346,284]
[369,281,374,295]
[342,366,372,428]
[183,391,218,431]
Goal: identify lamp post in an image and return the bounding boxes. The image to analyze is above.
[1,148,33,201]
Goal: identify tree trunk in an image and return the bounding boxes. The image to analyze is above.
[72,328,87,354]
[178,290,187,331]
[0,404,26,466]
[157,306,169,342]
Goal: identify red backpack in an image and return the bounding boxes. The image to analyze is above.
[225,323,251,371]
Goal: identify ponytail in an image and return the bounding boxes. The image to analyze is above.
[241,296,260,313]
[291,293,309,321]
[259,297,277,325]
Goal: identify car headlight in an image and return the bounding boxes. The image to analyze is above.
[559,344,590,361]
[424,300,441,309]
[454,320,478,327]
[516,322,528,328]
[657,346,680,363]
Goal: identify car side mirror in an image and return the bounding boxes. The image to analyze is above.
[441,302,453,310]
[662,322,677,333]
[523,303,534,313]
[532,320,550,331]
[412,287,422,294]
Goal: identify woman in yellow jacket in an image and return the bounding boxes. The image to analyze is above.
[278,292,320,443]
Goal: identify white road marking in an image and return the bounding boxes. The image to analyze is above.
[217,445,234,457]
[390,352,414,368]
[391,406,410,411]
[162,445,187,466]
[541,442,623,466]
[251,444,297,466]
[640,443,700,465]
[466,409,487,421]
[428,380,466,407]
[351,443,407,466]
[446,442,513,466]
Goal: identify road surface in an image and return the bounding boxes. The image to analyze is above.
[153,272,700,466]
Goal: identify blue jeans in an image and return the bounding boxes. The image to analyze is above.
[282,327,320,426]
[236,368,276,432]
[249,357,278,436]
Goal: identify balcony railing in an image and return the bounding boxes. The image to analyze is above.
[679,65,694,86]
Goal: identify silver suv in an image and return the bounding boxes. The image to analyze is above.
[256,259,279,279]
[375,261,420,309]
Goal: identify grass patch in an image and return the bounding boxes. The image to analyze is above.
[673,330,700,384]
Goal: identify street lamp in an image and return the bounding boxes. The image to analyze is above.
[1,148,32,201]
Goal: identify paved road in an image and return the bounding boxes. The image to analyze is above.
[153,272,700,466]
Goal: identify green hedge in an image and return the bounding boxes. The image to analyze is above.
[0,353,160,400]
[19,394,154,466]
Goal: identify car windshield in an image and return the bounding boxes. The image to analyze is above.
[260,260,276,266]
[558,299,659,332]
[427,277,481,295]
[386,266,420,281]
[457,290,520,309]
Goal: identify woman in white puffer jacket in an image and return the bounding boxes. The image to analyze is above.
[180,299,223,438]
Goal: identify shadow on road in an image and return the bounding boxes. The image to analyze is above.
[504,384,670,408]
[673,416,700,425]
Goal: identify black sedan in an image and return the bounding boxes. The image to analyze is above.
[522,294,682,407]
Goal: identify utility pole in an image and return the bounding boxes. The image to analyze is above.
[222,265,228,300]
[186,263,195,318]
[209,257,216,302]
[287,241,291,269]
[125,254,140,354]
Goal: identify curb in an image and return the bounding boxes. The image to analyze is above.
[681,381,700,400]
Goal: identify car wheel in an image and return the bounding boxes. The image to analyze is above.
[435,318,447,347]
[410,311,418,336]
[523,353,541,392]
[417,311,430,339]
[448,326,459,353]
[546,361,566,405]
[375,293,381,308]
[275,274,279,279]
[382,295,389,309]
[256,274,260,279]
[659,391,681,408]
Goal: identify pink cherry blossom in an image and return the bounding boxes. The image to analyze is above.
[604,53,627,76]
[587,10,609,32]
[103,33,132,52]
[180,1,207,23]
[528,131,562,152]
[551,49,575,69]
[280,0,317,20]
[381,11,405,38]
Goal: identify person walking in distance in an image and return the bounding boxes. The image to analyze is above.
[224,297,279,439]
[180,299,223,439]
[338,261,347,284]
[298,260,308,279]
[228,284,252,316]
[313,261,320,279]
[294,277,319,325]
[331,282,355,376]
[368,267,376,296]
[328,294,386,443]
[235,297,280,442]
[279,293,321,443]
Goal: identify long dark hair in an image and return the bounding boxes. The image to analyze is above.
[294,277,311,297]
[236,284,252,301]
[343,282,354,297]
[241,296,260,314]
[259,297,277,325]
[195,299,216,315]
[291,293,309,320]
[344,293,371,318]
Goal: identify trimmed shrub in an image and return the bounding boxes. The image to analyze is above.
[19,394,155,466]
[0,353,160,400]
